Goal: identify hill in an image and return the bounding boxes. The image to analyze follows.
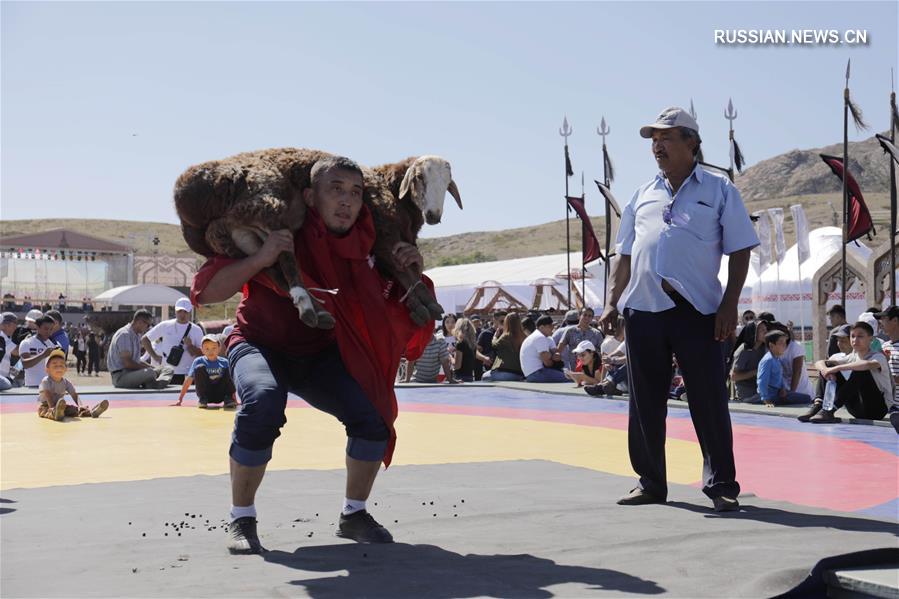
[3,134,895,268]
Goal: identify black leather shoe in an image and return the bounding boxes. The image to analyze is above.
[616,488,664,506]
[810,409,841,424]
[337,510,394,543]
[227,517,266,554]
[797,402,822,422]
[712,496,740,512]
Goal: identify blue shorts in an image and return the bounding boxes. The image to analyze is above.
[228,342,389,466]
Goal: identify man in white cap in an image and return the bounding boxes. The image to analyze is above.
[24,308,43,332]
[140,297,204,385]
[0,312,23,390]
[598,106,758,512]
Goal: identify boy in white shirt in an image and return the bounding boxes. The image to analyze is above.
[811,321,891,423]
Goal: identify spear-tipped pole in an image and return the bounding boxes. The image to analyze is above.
[581,171,586,304]
[725,98,744,175]
[890,68,897,306]
[561,116,573,307]
[597,116,612,306]
[841,60,850,307]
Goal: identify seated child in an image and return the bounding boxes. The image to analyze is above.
[808,321,892,423]
[37,349,109,421]
[175,334,237,409]
[755,330,812,407]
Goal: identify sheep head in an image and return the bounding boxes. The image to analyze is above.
[398,156,463,225]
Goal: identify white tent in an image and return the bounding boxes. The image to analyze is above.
[745,226,871,325]
[425,253,606,314]
[94,284,188,319]
[426,226,877,326]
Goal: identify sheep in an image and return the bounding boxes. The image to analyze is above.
[173,148,462,328]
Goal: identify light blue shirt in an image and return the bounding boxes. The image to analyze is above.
[616,164,759,315]
[756,351,783,401]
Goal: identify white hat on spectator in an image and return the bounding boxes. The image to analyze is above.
[25,309,43,323]
[857,312,878,331]
[174,298,193,313]
[574,340,596,354]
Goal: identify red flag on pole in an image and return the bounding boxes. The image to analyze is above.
[820,154,874,242]
[566,196,603,264]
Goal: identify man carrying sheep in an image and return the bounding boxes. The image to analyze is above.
[191,156,433,554]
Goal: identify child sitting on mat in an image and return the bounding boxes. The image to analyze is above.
[38,349,109,421]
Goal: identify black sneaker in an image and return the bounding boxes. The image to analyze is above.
[797,402,823,423]
[810,409,841,424]
[223,400,238,410]
[336,510,394,543]
[197,399,209,409]
[712,496,740,512]
[584,384,604,397]
[227,517,265,554]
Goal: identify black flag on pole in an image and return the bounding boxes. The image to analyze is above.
[564,145,574,178]
[566,196,603,264]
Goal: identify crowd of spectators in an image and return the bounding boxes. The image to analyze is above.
[2,292,94,314]
[400,307,632,394]
[4,296,897,431]
[396,302,898,432]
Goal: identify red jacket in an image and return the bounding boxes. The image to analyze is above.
[191,205,433,465]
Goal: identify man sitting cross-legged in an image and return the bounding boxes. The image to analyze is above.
[520,315,567,383]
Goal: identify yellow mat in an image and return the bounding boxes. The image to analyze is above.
[0,408,702,490]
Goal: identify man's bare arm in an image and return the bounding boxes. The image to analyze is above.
[197,230,293,304]
[598,255,631,334]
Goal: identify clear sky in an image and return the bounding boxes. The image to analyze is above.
[2,1,896,239]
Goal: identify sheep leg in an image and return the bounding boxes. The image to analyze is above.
[277,251,335,330]
[392,268,443,326]
[231,227,334,329]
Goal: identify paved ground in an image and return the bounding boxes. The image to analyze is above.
[1,384,896,597]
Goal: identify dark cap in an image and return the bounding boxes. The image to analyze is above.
[832,324,851,338]
[874,306,899,320]
[564,310,579,324]
[1,312,17,324]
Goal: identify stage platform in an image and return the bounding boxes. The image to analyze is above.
[1,383,896,597]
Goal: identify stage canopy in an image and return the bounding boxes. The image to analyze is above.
[94,284,187,319]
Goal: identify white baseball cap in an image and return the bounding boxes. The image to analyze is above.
[574,340,596,354]
[174,298,193,313]
[640,106,700,139]
[25,309,43,323]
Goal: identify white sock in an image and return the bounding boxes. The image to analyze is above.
[342,497,366,516]
[230,504,257,523]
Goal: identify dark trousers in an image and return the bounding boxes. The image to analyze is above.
[833,370,888,420]
[624,302,740,500]
[814,375,826,400]
[74,350,86,373]
[194,368,235,404]
[87,352,100,375]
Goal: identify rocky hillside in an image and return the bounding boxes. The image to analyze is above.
[735,133,891,201]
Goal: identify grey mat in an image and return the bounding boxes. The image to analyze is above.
[1,461,895,598]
